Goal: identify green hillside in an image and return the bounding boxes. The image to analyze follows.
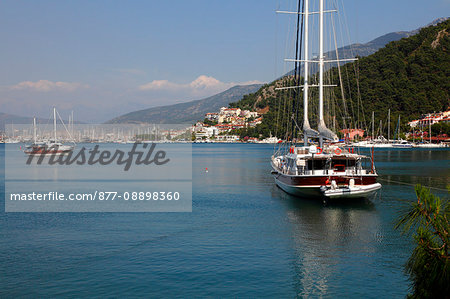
[229,19,450,139]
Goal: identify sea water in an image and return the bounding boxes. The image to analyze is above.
[0,143,449,298]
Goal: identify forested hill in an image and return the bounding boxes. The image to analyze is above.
[229,18,450,139]
[348,19,449,118]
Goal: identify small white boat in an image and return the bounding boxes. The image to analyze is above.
[352,140,394,148]
[392,140,414,148]
[5,138,20,144]
[320,179,381,199]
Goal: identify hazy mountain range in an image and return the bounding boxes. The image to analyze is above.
[0,112,82,131]
[106,84,263,124]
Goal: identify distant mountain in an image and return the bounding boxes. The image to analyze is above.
[329,17,448,60]
[281,17,450,75]
[106,84,263,124]
[0,113,47,131]
[285,26,412,76]
[0,112,35,126]
[330,32,414,60]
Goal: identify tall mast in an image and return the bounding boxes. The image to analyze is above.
[301,0,320,145]
[303,0,310,146]
[316,0,337,145]
[292,0,303,142]
[380,120,382,138]
[318,0,324,124]
[53,107,57,141]
[278,0,338,145]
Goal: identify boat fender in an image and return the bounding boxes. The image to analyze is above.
[349,178,355,188]
[335,148,342,155]
[317,147,323,154]
[331,180,337,190]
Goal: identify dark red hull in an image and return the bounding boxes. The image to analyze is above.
[276,173,377,187]
[24,147,72,155]
[274,173,379,199]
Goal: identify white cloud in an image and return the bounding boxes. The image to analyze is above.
[139,75,264,95]
[188,75,225,90]
[10,80,88,92]
[139,79,179,91]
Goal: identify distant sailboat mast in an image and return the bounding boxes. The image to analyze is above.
[33,117,37,144]
[53,107,57,141]
[372,111,374,140]
[387,109,390,141]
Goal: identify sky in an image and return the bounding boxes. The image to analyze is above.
[0,0,448,122]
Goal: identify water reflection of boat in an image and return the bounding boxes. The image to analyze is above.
[272,186,378,297]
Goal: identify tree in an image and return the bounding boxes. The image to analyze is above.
[395,185,449,298]
[432,123,450,137]
[203,118,217,126]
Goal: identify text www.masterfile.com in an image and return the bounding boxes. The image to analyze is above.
[9,191,181,201]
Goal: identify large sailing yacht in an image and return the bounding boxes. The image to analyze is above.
[271,0,381,199]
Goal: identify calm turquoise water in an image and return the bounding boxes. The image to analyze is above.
[0,144,449,298]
